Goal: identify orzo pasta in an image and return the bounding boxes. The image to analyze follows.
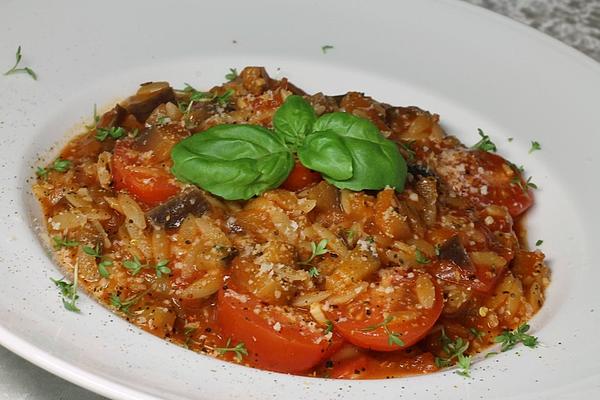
[33,67,549,378]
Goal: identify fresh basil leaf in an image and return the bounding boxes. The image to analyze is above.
[273,95,316,150]
[313,112,382,142]
[300,113,406,191]
[297,132,353,180]
[171,124,294,200]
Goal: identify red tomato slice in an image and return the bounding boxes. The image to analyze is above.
[112,140,179,206]
[329,352,438,379]
[281,161,322,191]
[217,286,343,373]
[326,271,443,352]
[474,151,533,217]
[429,146,533,217]
[428,259,506,294]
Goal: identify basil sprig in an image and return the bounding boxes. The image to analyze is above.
[171,95,406,200]
[273,94,316,150]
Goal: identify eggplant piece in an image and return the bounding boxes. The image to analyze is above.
[97,104,128,129]
[240,67,272,95]
[146,187,210,230]
[415,176,438,227]
[407,163,435,178]
[438,236,473,271]
[283,80,307,96]
[120,82,176,123]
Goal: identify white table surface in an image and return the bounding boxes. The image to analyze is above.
[1,0,599,399]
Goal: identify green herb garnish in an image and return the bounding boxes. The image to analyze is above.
[97,260,113,278]
[455,353,472,377]
[471,128,497,152]
[38,158,72,176]
[36,167,49,179]
[345,229,356,244]
[535,239,543,246]
[183,326,197,349]
[324,320,334,335]
[155,260,171,278]
[82,245,101,257]
[308,266,320,277]
[434,329,471,377]
[225,68,238,82]
[123,256,143,276]
[360,315,405,347]
[215,338,248,362]
[83,244,113,278]
[494,323,539,352]
[321,45,334,54]
[157,115,170,126]
[52,158,71,172]
[216,89,234,106]
[51,261,80,312]
[110,293,139,314]
[299,239,329,266]
[529,141,541,153]
[95,126,125,141]
[52,236,79,250]
[415,248,430,264]
[512,175,538,192]
[469,327,484,340]
[4,46,37,80]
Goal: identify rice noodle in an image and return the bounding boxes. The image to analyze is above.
[125,221,151,259]
[50,211,87,231]
[181,269,223,299]
[91,219,111,249]
[96,152,112,190]
[292,291,331,307]
[118,194,146,229]
[309,302,329,325]
[327,282,368,305]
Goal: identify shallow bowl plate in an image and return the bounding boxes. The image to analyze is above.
[1,0,599,399]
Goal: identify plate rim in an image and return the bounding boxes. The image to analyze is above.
[1,0,600,399]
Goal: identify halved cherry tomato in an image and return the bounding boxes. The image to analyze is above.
[281,161,322,191]
[217,286,344,373]
[112,140,180,206]
[326,271,443,351]
[474,151,533,217]
[430,147,533,217]
[428,259,506,294]
[329,352,437,379]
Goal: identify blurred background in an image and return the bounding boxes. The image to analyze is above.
[465,0,600,61]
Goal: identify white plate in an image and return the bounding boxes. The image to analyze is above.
[1,0,599,399]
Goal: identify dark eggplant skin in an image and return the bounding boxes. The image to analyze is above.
[146,187,209,230]
[438,235,473,270]
[121,82,176,123]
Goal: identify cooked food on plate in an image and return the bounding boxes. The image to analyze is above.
[33,67,549,378]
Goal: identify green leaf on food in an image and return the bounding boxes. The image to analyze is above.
[171,124,294,200]
[494,323,539,352]
[299,112,406,191]
[273,95,317,151]
[472,129,497,152]
[52,158,71,172]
